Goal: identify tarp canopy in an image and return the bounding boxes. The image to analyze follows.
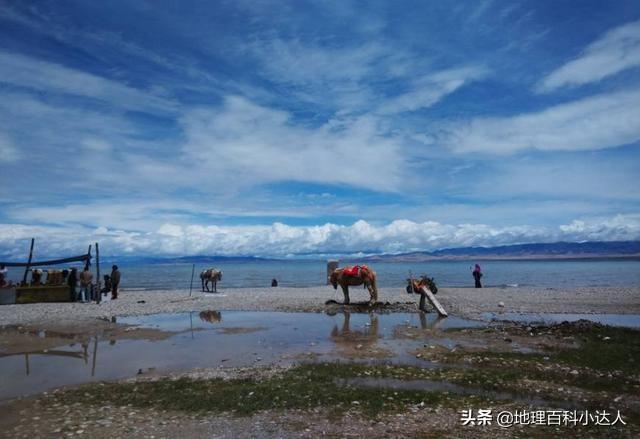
[0,253,91,267]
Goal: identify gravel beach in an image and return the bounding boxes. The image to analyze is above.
[1,285,639,328]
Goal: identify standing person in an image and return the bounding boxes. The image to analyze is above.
[0,264,7,287]
[110,265,121,300]
[79,267,93,302]
[102,275,112,294]
[68,268,78,301]
[472,264,483,288]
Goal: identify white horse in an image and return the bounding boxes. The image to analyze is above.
[200,268,222,292]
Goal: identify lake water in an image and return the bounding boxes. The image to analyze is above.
[4,259,640,290]
[0,311,484,400]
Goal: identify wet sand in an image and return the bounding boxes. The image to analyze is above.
[1,285,639,329]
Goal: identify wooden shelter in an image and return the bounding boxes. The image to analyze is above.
[0,239,101,304]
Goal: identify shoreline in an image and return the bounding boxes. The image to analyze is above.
[1,285,639,329]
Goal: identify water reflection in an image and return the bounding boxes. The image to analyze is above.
[17,339,97,377]
[418,313,447,330]
[330,311,379,346]
[0,310,488,401]
[199,310,222,323]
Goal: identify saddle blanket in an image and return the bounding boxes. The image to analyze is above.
[343,265,368,277]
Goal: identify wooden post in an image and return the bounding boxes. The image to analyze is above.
[95,243,101,304]
[189,311,194,339]
[85,245,92,270]
[189,264,195,297]
[418,286,448,317]
[22,238,35,285]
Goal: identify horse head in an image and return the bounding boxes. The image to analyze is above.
[329,270,339,289]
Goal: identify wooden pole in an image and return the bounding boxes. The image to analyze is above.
[85,245,92,270]
[418,285,448,317]
[95,243,101,304]
[189,264,195,297]
[22,238,35,286]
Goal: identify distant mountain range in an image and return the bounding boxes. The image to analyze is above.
[96,241,640,264]
[361,241,640,262]
[100,255,275,264]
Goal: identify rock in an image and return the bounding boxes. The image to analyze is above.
[570,370,579,375]
[498,302,505,308]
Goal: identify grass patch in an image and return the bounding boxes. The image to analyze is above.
[551,325,640,375]
[56,363,479,417]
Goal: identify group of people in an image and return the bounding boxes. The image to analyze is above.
[66,265,121,303]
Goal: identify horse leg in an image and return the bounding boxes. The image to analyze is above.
[366,283,376,303]
[201,277,205,292]
[341,284,350,305]
[214,280,217,293]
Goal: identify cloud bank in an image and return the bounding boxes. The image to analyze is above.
[1,215,638,259]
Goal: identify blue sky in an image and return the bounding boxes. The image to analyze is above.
[1,0,639,258]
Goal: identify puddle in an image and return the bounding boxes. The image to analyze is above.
[483,312,640,329]
[338,377,578,409]
[0,311,485,401]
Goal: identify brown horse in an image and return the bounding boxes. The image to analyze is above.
[200,268,222,292]
[329,265,378,304]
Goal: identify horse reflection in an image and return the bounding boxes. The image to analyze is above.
[329,311,380,354]
[199,310,222,324]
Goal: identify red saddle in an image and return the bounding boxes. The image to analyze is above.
[343,265,368,277]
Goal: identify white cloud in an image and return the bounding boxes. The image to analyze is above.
[246,37,483,114]
[442,88,640,153]
[82,138,112,152]
[1,215,638,258]
[0,132,19,162]
[180,96,405,191]
[0,51,177,114]
[253,39,385,85]
[559,215,640,241]
[377,66,488,114]
[538,20,640,92]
